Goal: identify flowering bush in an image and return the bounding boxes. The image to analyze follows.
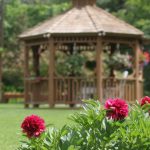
[139,51,150,66]
[21,115,45,138]
[104,52,132,70]
[105,98,128,120]
[140,96,150,106]
[18,98,150,150]
[140,96,150,114]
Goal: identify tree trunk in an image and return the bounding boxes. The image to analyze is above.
[0,0,4,102]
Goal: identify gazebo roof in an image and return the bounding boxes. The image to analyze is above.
[19,0,143,39]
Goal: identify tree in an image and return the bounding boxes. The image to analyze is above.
[0,0,4,101]
[115,0,150,37]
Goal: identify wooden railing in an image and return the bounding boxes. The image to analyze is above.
[26,77,48,104]
[25,77,143,104]
[139,79,144,99]
[103,78,136,103]
[103,78,144,103]
[54,77,97,104]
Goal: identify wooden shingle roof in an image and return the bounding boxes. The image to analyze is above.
[19,0,143,39]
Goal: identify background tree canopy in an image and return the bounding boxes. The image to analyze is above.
[2,0,150,94]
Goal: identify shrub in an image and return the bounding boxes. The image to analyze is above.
[3,70,24,92]
[18,98,150,150]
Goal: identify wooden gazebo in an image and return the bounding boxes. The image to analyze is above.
[19,0,145,108]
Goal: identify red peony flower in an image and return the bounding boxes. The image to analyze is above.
[21,115,45,138]
[104,98,128,121]
[140,96,150,106]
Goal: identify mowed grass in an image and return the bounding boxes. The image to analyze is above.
[0,104,80,150]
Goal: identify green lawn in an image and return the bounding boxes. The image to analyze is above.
[0,104,79,150]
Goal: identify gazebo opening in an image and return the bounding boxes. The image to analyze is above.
[19,0,145,108]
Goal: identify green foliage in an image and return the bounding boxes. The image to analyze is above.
[18,100,150,150]
[4,0,70,50]
[116,0,150,37]
[2,70,24,92]
[144,64,150,95]
[117,104,150,149]
[56,53,87,76]
[0,47,5,53]
[97,0,126,12]
[4,0,28,49]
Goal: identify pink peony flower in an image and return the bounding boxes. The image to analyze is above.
[21,115,45,138]
[140,96,150,106]
[104,98,129,121]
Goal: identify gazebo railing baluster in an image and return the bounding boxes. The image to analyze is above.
[24,77,143,106]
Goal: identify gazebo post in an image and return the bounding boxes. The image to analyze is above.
[135,40,140,100]
[32,45,40,77]
[96,36,103,102]
[32,45,40,108]
[23,41,29,108]
[48,38,55,108]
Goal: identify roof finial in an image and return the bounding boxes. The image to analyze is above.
[72,0,96,8]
